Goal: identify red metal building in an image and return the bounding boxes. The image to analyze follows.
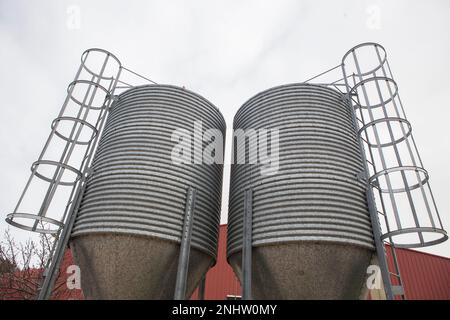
[190,225,241,300]
[386,245,450,299]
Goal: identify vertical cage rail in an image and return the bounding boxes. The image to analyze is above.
[5,49,122,299]
[348,71,404,299]
[343,82,397,300]
[342,42,448,299]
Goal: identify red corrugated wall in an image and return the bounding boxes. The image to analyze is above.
[386,245,450,299]
[190,224,241,299]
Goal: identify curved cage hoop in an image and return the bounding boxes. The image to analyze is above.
[67,80,110,110]
[6,212,64,234]
[350,76,398,109]
[369,166,429,193]
[51,116,98,145]
[31,160,82,186]
[358,117,412,148]
[342,42,387,77]
[81,48,122,81]
[381,227,448,248]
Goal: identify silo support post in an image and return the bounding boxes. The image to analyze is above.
[198,275,206,300]
[365,188,395,300]
[174,187,197,300]
[242,189,253,300]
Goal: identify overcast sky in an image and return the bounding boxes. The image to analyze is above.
[1,0,449,258]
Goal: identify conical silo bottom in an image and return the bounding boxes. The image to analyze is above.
[229,242,373,299]
[70,234,212,299]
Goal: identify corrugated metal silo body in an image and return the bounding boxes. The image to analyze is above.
[70,85,226,299]
[227,83,375,299]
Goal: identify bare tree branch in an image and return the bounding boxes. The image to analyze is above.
[0,227,77,300]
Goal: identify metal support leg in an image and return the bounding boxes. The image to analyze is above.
[174,186,197,300]
[365,188,395,300]
[198,275,206,300]
[242,189,253,300]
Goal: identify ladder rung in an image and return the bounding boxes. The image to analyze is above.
[389,272,401,278]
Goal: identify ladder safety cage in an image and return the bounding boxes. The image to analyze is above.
[341,42,448,299]
[6,48,122,235]
[341,42,447,249]
[301,43,448,299]
[4,47,159,300]
[5,49,123,300]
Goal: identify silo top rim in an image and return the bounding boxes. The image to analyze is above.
[240,82,343,106]
[235,82,344,122]
[117,84,226,128]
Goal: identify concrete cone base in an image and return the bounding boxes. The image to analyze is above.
[229,242,373,299]
[70,234,212,299]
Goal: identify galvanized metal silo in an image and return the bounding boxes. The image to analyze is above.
[70,84,226,299]
[227,83,375,299]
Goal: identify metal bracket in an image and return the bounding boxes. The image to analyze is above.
[392,285,404,296]
[356,171,368,183]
